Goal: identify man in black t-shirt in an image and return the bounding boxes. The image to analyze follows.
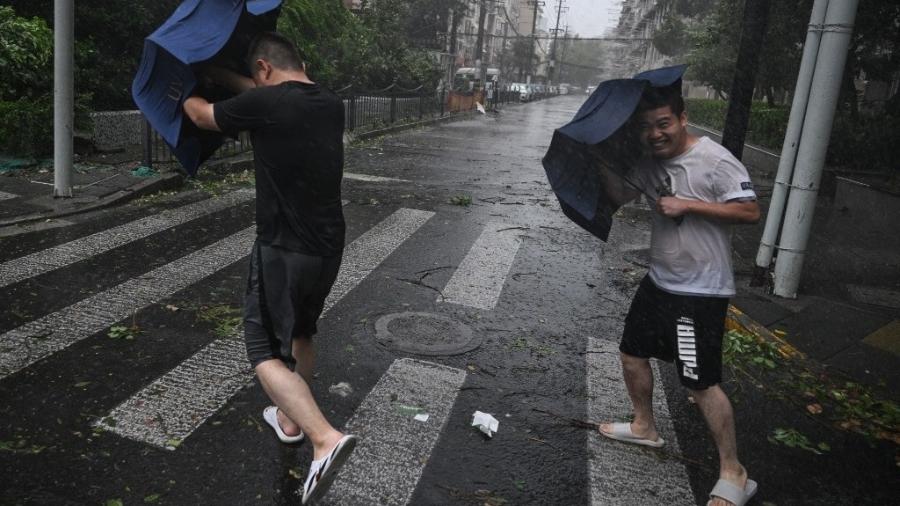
[183,32,356,505]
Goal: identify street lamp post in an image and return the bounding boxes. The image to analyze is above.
[53,0,74,198]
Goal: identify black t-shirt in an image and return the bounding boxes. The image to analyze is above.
[213,81,345,256]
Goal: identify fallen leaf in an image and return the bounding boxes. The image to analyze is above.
[806,403,823,415]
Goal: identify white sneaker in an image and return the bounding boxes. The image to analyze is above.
[262,406,304,444]
[302,435,358,505]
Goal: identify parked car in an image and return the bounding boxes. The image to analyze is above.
[510,82,532,102]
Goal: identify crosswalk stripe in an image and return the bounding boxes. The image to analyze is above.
[326,358,466,506]
[585,337,695,505]
[344,172,409,183]
[99,208,435,449]
[0,189,254,288]
[440,222,523,310]
[0,227,257,380]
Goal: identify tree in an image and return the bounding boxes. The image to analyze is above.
[0,6,53,101]
[5,0,180,109]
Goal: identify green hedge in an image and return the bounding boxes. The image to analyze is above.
[685,98,789,150]
[685,98,898,174]
[0,97,53,156]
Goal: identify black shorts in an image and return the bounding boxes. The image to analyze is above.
[244,241,342,368]
[620,275,729,390]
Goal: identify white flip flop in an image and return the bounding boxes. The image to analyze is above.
[302,434,359,505]
[262,406,304,444]
[599,422,665,448]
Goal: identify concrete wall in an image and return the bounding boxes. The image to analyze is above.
[90,111,144,151]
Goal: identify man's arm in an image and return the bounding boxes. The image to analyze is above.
[182,96,220,132]
[656,197,760,224]
[202,66,255,94]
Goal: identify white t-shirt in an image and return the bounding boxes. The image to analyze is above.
[629,136,756,297]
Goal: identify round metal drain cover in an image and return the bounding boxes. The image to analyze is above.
[375,312,479,356]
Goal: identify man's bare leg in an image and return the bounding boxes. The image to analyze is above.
[691,385,748,506]
[273,336,316,438]
[256,357,343,460]
[599,352,659,441]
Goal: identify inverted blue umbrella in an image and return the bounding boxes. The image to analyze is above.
[541,65,688,241]
[132,0,282,176]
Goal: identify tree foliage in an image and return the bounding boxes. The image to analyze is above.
[658,0,899,109]
[278,0,443,90]
[0,6,53,100]
[3,0,180,110]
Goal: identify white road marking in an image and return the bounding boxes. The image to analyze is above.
[440,222,523,310]
[0,190,17,201]
[586,337,695,505]
[0,189,254,288]
[0,227,257,379]
[99,208,435,449]
[344,172,409,183]
[326,359,466,506]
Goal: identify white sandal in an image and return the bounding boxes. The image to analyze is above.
[262,406,304,444]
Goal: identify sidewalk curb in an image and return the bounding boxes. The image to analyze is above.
[0,171,184,228]
[726,304,804,359]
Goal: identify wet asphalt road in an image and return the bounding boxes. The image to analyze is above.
[1,96,897,506]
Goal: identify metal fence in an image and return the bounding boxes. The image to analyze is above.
[142,83,542,166]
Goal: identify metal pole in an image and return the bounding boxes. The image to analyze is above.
[549,0,565,86]
[53,0,74,198]
[753,0,829,283]
[773,0,859,298]
[142,118,153,169]
[720,0,771,160]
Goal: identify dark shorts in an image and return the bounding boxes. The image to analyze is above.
[620,275,729,390]
[244,241,342,368]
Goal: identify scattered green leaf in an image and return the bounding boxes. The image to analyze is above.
[449,194,472,206]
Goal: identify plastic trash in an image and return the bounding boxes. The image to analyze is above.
[414,413,430,423]
[471,411,499,438]
[131,166,158,177]
[328,382,353,397]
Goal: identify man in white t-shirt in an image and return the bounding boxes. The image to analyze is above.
[597,85,761,506]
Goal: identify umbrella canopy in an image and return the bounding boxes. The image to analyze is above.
[542,65,688,241]
[132,0,282,175]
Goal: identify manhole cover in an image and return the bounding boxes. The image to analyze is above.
[375,312,480,356]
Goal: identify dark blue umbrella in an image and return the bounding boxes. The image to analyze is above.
[132,0,282,176]
[541,65,688,241]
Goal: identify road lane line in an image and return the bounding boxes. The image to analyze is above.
[0,189,254,288]
[99,208,435,449]
[440,222,523,310]
[326,358,466,506]
[586,337,695,505]
[0,227,257,380]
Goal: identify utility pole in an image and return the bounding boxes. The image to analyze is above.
[53,0,74,198]
[549,0,567,86]
[474,0,489,86]
[720,0,772,160]
[448,5,462,89]
[498,19,510,82]
[753,0,828,285]
[558,25,569,84]
[773,0,860,298]
[527,0,544,83]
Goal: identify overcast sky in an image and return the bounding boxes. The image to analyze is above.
[551,0,621,37]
